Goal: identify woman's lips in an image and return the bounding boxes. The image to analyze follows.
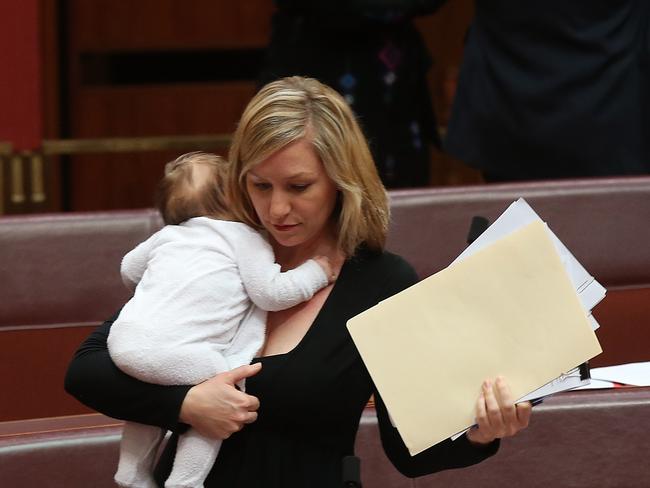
[273,224,299,232]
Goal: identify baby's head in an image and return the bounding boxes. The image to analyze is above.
[156,151,230,225]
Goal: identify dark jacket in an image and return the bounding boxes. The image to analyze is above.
[445,0,650,180]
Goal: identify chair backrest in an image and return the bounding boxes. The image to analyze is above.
[0,209,163,420]
[1,176,648,420]
[385,176,650,368]
[0,208,163,329]
[0,414,122,488]
[387,176,650,287]
[355,387,650,488]
[3,386,649,488]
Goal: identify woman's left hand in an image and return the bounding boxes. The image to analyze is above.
[466,376,532,446]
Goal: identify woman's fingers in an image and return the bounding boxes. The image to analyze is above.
[475,389,487,424]
[494,376,519,436]
[483,379,506,436]
[225,362,262,387]
[179,366,262,439]
[242,411,258,424]
[468,376,533,445]
[244,392,261,412]
[469,380,502,444]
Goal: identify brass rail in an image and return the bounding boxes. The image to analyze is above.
[0,135,232,214]
[41,134,232,155]
[0,141,13,155]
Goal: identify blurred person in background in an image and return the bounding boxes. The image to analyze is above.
[259,1,448,188]
[445,0,650,182]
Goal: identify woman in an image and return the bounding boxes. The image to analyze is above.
[65,76,530,487]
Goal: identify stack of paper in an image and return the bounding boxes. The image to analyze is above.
[347,200,604,456]
[454,199,606,333]
[586,362,650,387]
[454,199,606,402]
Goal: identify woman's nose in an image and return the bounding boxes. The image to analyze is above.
[269,191,290,219]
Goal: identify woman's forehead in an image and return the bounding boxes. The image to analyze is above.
[249,139,325,178]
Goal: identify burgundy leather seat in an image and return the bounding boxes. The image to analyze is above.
[0,414,122,488]
[0,209,163,420]
[2,387,649,488]
[355,387,650,488]
[1,176,649,487]
[387,176,650,367]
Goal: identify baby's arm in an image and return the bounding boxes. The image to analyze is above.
[234,228,331,311]
[120,233,157,292]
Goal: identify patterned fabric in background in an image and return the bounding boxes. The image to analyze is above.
[259,1,447,188]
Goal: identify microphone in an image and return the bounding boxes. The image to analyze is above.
[341,455,362,488]
[466,216,490,245]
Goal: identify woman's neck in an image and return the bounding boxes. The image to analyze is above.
[272,230,344,271]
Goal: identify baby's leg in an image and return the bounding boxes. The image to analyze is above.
[164,429,222,488]
[113,343,230,385]
[114,421,166,488]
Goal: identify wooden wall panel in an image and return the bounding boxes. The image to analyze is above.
[40,0,63,212]
[69,0,275,50]
[68,83,255,210]
[64,1,272,211]
[0,1,43,150]
[0,1,64,214]
[72,83,255,137]
[62,1,480,210]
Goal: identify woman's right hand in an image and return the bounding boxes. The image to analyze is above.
[179,362,262,439]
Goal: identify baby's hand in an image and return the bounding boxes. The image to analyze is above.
[314,255,337,283]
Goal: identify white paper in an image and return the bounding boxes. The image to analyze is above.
[453,198,606,314]
[589,362,650,387]
[452,366,590,440]
[575,378,616,390]
[448,198,606,440]
[518,367,590,402]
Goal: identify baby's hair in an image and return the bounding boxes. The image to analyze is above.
[156,151,230,225]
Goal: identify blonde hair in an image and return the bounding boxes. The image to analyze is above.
[228,76,389,256]
[156,151,230,225]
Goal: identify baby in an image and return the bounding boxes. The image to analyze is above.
[107,152,334,488]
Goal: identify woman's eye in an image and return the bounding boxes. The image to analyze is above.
[253,182,271,191]
[290,184,310,192]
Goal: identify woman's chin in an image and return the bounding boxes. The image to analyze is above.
[269,232,303,248]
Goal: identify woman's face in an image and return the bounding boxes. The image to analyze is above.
[245,138,338,250]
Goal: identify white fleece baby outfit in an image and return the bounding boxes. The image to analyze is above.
[107,217,328,488]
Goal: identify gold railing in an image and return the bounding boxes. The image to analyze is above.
[0,134,232,214]
[40,134,232,155]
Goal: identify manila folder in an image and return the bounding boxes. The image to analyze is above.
[347,220,602,455]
